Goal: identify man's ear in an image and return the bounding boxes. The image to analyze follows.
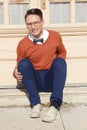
[42,19,45,26]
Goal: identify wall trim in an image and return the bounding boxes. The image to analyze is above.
[0,57,87,61]
[0,26,87,37]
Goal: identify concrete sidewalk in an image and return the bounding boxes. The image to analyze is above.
[0,104,87,130]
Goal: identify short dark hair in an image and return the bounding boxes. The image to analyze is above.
[25,8,43,21]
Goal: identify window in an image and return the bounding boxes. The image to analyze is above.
[49,0,87,24]
[75,1,87,23]
[0,3,4,24]
[50,2,70,23]
[0,0,30,25]
[0,0,87,27]
[9,0,29,24]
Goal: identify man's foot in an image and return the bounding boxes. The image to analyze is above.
[30,104,42,118]
[42,106,57,123]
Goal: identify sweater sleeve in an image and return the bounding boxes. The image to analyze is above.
[17,41,25,63]
[57,33,67,59]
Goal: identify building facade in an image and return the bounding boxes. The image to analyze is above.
[0,0,87,87]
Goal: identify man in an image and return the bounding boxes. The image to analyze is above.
[13,8,67,123]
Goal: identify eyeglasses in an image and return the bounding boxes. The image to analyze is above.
[26,21,41,28]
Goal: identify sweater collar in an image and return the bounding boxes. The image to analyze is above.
[28,29,49,44]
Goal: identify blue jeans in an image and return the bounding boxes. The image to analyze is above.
[18,57,67,107]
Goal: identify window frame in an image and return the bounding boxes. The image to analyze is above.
[0,0,87,37]
[48,0,87,26]
[0,0,30,26]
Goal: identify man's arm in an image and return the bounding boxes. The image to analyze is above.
[13,66,23,82]
[57,34,66,59]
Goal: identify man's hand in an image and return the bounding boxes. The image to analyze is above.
[13,67,23,82]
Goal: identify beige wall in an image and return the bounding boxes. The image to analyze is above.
[0,37,21,86]
[63,35,87,84]
[0,28,87,86]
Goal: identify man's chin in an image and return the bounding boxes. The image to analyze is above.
[33,33,41,38]
[31,30,42,38]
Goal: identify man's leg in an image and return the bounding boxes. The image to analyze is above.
[42,57,67,122]
[18,59,42,118]
[18,58,41,107]
[50,57,67,107]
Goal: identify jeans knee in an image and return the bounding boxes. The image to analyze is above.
[18,58,33,72]
[52,57,67,70]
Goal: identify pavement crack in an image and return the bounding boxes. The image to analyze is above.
[59,111,66,130]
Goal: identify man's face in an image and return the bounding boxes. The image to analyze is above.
[25,14,44,38]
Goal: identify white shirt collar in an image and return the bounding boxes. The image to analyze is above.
[29,29,49,44]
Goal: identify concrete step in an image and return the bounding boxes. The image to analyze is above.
[0,87,87,107]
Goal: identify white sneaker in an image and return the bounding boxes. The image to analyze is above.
[42,106,57,122]
[30,104,42,118]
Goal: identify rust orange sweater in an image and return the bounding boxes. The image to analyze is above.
[17,30,66,70]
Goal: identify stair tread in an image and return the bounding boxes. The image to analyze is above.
[0,87,87,106]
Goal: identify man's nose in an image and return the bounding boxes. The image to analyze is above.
[31,23,36,28]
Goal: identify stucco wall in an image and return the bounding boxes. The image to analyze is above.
[0,32,87,86]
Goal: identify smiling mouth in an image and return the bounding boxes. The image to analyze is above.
[32,28,38,32]
[31,28,43,38]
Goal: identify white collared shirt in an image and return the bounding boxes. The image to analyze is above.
[28,29,49,44]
